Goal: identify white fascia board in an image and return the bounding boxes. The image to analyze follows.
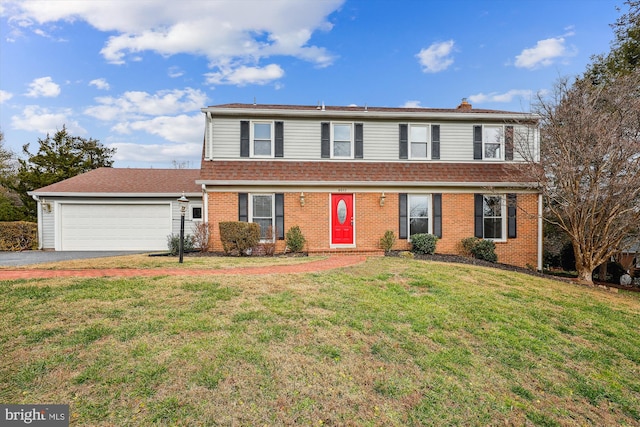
[27,192,203,198]
[197,180,538,190]
[202,107,539,122]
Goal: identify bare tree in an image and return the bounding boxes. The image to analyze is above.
[521,71,640,283]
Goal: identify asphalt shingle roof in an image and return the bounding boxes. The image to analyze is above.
[31,167,201,195]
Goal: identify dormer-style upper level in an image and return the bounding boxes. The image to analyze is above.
[201,101,539,163]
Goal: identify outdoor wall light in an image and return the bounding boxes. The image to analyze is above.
[300,192,305,206]
[380,192,386,207]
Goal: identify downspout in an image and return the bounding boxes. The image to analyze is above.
[202,184,208,226]
[538,193,543,271]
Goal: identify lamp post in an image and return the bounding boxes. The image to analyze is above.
[177,192,189,263]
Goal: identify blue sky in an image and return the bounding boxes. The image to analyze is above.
[0,0,624,169]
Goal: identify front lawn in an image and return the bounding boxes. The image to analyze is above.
[1,257,639,426]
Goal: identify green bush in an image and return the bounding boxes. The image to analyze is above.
[379,230,396,253]
[0,221,37,251]
[460,237,497,263]
[285,225,306,253]
[410,233,438,255]
[219,221,260,256]
[167,234,195,256]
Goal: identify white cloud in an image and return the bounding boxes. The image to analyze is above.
[7,0,343,81]
[84,87,207,121]
[112,114,202,143]
[402,100,422,108]
[0,90,13,103]
[89,78,110,90]
[205,64,284,86]
[11,105,86,134]
[168,66,184,78]
[416,40,455,73]
[110,141,201,165]
[25,76,61,97]
[468,89,533,104]
[514,36,575,69]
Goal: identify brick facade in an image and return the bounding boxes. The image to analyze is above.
[207,191,539,268]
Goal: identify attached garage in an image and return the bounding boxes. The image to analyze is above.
[29,168,202,252]
[59,203,171,251]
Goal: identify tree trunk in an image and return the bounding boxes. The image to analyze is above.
[576,268,593,284]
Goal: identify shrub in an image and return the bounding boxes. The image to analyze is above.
[219,221,260,256]
[285,225,306,253]
[460,237,498,263]
[191,222,211,252]
[167,234,195,256]
[410,233,438,255]
[379,230,396,253]
[0,221,37,251]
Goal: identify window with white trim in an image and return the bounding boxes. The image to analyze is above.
[252,122,273,157]
[409,124,429,159]
[332,123,352,158]
[190,205,203,221]
[250,194,274,240]
[482,195,505,240]
[483,125,504,160]
[408,194,431,237]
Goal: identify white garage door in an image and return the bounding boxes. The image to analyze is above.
[60,203,171,251]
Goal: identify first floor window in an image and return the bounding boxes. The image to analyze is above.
[191,205,203,221]
[251,194,274,240]
[483,195,504,239]
[409,194,430,237]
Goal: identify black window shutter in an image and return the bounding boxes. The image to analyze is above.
[507,193,517,238]
[239,193,248,222]
[275,121,284,158]
[355,123,364,159]
[275,193,284,240]
[474,194,484,238]
[433,193,442,238]
[240,121,250,158]
[473,125,483,160]
[431,125,440,160]
[399,124,408,159]
[399,193,408,239]
[321,122,330,158]
[505,125,514,161]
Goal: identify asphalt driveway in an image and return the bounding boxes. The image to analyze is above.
[0,251,149,267]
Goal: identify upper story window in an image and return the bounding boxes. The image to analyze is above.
[252,122,273,157]
[332,123,353,158]
[474,125,509,161]
[240,121,283,158]
[410,125,429,159]
[400,124,440,160]
[321,122,364,159]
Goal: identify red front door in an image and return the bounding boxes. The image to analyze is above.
[331,194,354,245]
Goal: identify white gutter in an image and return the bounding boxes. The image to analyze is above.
[195,179,538,189]
[27,192,202,198]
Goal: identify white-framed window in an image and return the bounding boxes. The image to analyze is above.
[483,125,504,160]
[252,121,273,157]
[408,194,431,237]
[250,194,275,240]
[332,123,353,158]
[482,195,506,240]
[190,205,203,221]
[409,124,430,159]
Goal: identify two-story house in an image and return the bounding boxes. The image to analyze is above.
[197,101,542,269]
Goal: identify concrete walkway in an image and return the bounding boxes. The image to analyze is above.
[0,255,368,280]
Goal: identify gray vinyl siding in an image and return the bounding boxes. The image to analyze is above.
[206,117,537,162]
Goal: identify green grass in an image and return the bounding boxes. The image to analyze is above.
[1,257,639,426]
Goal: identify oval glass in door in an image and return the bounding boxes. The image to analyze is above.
[337,200,347,224]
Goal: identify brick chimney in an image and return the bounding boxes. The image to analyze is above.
[457,98,472,111]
